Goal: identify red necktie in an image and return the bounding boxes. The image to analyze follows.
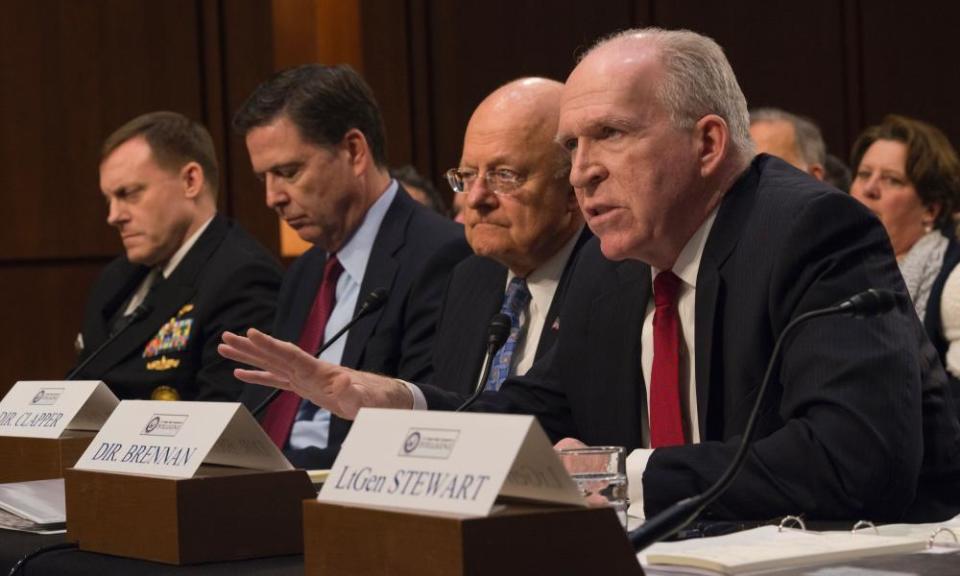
[650,270,686,448]
[262,255,343,448]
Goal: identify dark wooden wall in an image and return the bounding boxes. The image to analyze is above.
[359,0,960,202]
[0,0,276,395]
[3,0,958,394]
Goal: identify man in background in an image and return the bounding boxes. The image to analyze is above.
[391,164,448,215]
[75,111,281,402]
[749,107,826,180]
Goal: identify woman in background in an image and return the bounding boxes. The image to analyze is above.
[850,115,960,390]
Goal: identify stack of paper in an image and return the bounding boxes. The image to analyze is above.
[0,478,66,534]
[638,525,927,575]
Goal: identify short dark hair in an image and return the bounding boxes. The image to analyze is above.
[233,64,388,166]
[851,114,960,233]
[102,111,220,195]
[391,165,448,215]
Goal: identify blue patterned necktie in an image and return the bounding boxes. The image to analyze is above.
[485,277,532,391]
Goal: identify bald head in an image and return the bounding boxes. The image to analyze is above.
[472,78,563,134]
[456,77,581,276]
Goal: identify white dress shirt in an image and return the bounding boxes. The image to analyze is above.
[288,180,398,450]
[508,226,584,376]
[405,227,584,408]
[627,209,717,519]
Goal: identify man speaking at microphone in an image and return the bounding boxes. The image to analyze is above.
[74,111,281,402]
[233,64,469,469]
[221,30,960,522]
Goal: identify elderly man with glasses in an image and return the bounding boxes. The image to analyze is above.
[431,77,589,395]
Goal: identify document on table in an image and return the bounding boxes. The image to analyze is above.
[0,478,66,534]
[638,525,927,575]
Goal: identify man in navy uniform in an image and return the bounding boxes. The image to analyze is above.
[75,111,281,403]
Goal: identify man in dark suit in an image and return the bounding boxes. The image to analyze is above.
[232,64,469,469]
[218,30,960,522]
[74,111,282,402]
[431,78,588,395]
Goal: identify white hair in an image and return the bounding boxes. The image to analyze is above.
[587,28,755,162]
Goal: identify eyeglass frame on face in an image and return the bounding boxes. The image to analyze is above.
[445,167,526,196]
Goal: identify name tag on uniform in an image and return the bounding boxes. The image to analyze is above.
[318,408,584,517]
[0,380,118,439]
[74,401,290,478]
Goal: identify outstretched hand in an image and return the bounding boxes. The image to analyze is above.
[218,328,413,419]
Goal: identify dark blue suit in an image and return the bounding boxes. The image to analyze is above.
[75,214,282,404]
[242,187,470,468]
[429,228,591,395]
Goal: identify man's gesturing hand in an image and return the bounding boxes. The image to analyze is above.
[218,328,412,419]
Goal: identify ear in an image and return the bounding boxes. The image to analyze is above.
[694,114,729,178]
[925,201,942,225]
[808,164,826,181]
[341,128,371,176]
[565,183,580,213]
[180,162,205,199]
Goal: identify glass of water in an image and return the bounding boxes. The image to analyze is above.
[556,446,628,528]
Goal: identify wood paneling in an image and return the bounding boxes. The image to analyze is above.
[652,0,850,158]
[858,2,960,149]
[218,0,279,254]
[0,262,107,397]
[358,0,960,185]
[0,0,205,261]
[0,0,275,392]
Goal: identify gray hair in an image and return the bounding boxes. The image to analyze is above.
[586,28,754,162]
[750,107,827,168]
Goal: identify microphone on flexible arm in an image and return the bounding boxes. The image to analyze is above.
[65,304,153,380]
[455,313,513,412]
[250,287,390,418]
[628,288,907,552]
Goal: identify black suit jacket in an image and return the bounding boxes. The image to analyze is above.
[429,227,591,395]
[423,155,960,522]
[245,187,470,468]
[75,214,282,403]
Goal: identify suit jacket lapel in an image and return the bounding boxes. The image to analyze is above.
[340,190,413,369]
[589,261,649,444]
[695,163,759,439]
[94,264,150,343]
[535,227,593,359]
[84,215,228,375]
[278,248,327,343]
[454,259,506,392]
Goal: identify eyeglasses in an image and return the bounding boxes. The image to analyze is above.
[445,168,525,195]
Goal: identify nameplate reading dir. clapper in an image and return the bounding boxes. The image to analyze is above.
[73,401,290,478]
[319,408,586,517]
[0,380,118,439]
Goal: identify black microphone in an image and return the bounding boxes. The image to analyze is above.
[837,288,905,318]
[66,304,153,380]
[628,288,906,551]
[455,313,512,412]
[250,287,390,418]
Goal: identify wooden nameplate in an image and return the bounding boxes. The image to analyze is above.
[64,466,316,564]
[0,431,94,482]
[303,499,644,575]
